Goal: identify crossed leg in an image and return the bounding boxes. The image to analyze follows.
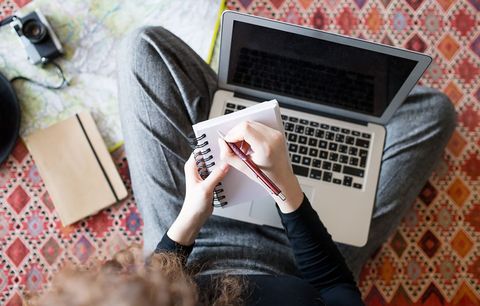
[117,27,456,279]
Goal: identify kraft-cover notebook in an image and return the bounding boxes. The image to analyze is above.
[25,112,128,226]
[192,100,285,208]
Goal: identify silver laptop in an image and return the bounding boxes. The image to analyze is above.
[209,11,431,247]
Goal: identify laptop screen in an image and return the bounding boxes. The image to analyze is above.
[227,21,418,117]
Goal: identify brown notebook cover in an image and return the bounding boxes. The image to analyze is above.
[25,112,128,226]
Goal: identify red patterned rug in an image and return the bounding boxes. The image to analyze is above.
[225,1,479,305]
[0,141,141,306]
[1,0,479,305]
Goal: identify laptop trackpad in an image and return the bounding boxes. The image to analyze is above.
[249,196,276,218]
[249,185,315,217]
[300,184,315,201]
[249,185,314,227]
[249,196,281,227]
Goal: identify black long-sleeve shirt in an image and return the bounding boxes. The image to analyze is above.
[155,195,364,305]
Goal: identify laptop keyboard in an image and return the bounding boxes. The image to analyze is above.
[223,102,370,190]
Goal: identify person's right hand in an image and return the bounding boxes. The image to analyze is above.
[218,121,304,213]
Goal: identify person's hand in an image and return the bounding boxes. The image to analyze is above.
[218,121,304,213]
[167,153,229,246]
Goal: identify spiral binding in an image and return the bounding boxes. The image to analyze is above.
[190,133,227,207]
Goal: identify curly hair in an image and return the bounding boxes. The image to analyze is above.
[27,244,245,306]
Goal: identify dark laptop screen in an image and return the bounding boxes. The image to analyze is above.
[227,21,418,117]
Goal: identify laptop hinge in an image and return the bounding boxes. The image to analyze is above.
[233,92,369,126]
[234,91,265,103]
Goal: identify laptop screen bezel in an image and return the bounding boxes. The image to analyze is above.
[218,11,432,125]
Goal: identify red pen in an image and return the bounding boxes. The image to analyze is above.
[217,131,286,201]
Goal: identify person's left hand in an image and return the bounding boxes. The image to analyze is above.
[167,153,230,246]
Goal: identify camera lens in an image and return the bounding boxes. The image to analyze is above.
[22,19,47,43]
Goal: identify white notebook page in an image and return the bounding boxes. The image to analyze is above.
[192,100,285,207]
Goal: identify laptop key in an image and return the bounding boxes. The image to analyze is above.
[289,117,299,123]
[349,157,359,166]
[319,150,328,159]
[308,138,318,147]
[281,114,288,121]
[345,136,355,145]
[292,164,309,177]
[237,105,246,110]
[322,171,332,182]
[328,143,338,151]
[343,166,364,178]
[225,109,234,114]
[333,178,342,184]
[299,136,307,144]
[349,147,358,156]
[310,169,322,180]
[312,159,322,168]
[300,119,309,125]
[288,134,298,142]
[335,134,345,143]
[299,146,308,155]
[306,127,315,136]
[302,157,311,166]
[362,133,371,139]
[310,121,319,127]
[360,156,367,168]
[315,129,325,138]
[341,128,350,134]
[343,176,353,186]
[318,140,327,149]
[292,154,301,163]
[295,125,305,134]
[309,148,319,157]
[320,124,329,129]
[333,163,342,172]
[339,155,349,164]
[353,183,362,189]
[285,122,294,131]
[329,152,338,162]
[226,103,236,108]
[288,143,298,153]
[352,131,361,136]
[339,145,348,153]
[322,161,332,170]
[330,126,340,132]
[325,132,335,140]
[359,149,368,157]
[356,138,370,148]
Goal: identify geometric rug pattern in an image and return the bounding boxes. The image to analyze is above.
[1,0,479,305]
[0,141,141,306]
[225,1,479,305]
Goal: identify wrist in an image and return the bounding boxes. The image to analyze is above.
[279,188,304,213]
[275,174,304,213]
[167,210,205,246]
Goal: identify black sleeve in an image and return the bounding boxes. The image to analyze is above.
[279,194,365,306]
[154,233,194,265]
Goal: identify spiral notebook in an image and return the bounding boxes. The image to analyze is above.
[192,100,285,207]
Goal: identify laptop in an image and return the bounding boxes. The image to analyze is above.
[208,11,431,247]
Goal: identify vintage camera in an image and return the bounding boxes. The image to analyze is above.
[10,10,63,65]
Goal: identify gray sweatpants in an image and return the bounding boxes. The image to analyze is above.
[117,27,456,279]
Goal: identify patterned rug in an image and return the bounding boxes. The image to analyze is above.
[224,1,480,305]
[1,0,479,305]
